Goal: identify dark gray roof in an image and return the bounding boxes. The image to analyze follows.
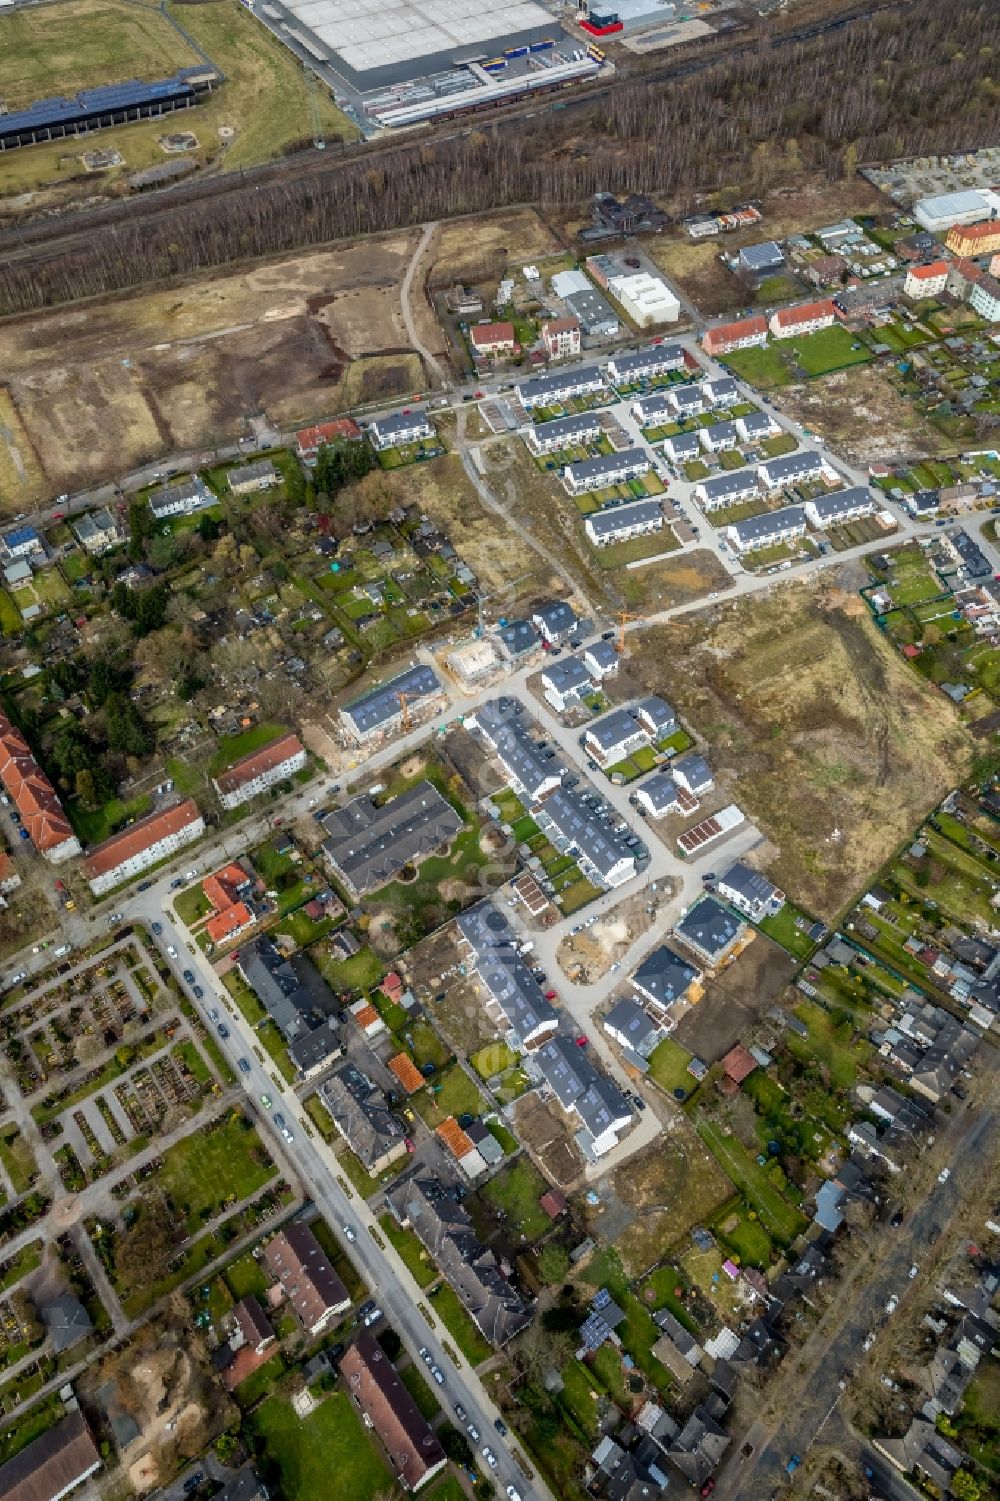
[730,505,806,545]
[703,420,737,445]
[318,1062,406,1170]
[148,475,212,516]
[636,770,679,813]
[517,364,605,404]
[287,1018,342,1074]
[676,895,744,959]
[538,787,635,882]
[719,861,779,906]
[665,430,703,456]
[532,600,578,635]
[588,707,645,753]
[320,781,463,895]
[604,998,661,1056]
[230,459,277,487]
[705,376,739,402]
[341,664,441,737]
[543,655,591,695]
[673,752,713,790]
[586,499,662,540]
[387,1177,531,1345]
[610,345,685,380]
[739,241,785,270]
[473,698,558,802]
[42,1293,92,1353]
[214,1467,268,1501]
[759,450,822,484]
[238,937,337,1043]
[457,901,557,1045]
[635,393,673,421]
[530,412,601,444]
[808,485,874,521]
[634,695,676,734]
[699,469,758,500]
[633,945,699,1005]
[585,639,619,672]
[496,619,538,656]
[738,410,775,436]
[369,408,432,443]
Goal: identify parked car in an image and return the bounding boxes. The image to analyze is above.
[152,921,163,935]
[216,1023,229,1039]
[419,1347,432,1366]
[885,1294,898,1315]
[273,1113,286,1129]
[431,1365,445,1386]
[481,1447,498,1470]
[260,1094,272,1110]
[467,1423,480,1442]
[193,985,204,1000]
[343,1224,357,1242]
[238,1058,251,1074]
[208,1007,220,1022]
[494,1419,508,1437]
[167,945,178,958]
[454,1404,467,1423]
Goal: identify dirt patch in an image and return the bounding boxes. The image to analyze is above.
[427,208,564,287]
[557,887,670,983]
[367,911,401,957]
[513,1090,583,1189]
[594,1117,733,1276]
[620,550,731,614]
[0,236,418,511]
[629,579,970,919]
[776,364,950,465]
[399,754,427,779]
[673,936,797,1061]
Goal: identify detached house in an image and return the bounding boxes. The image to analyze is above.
[716,861,784,921]
[585,708,648,766]
[632,945,700,1011]
[532,600,578,644]
[368,409,435,451]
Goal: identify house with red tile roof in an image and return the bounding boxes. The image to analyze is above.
[296,417,362,461]
[768,299,836,340]
[82,799,203,895]
[341,1334,446,1491]
[903,260,949,299]
[206,901,255,947]
[0,712,80,864]
[702,316,768,357]
[213,732,307,810]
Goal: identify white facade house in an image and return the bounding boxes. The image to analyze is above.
[693,471,759,510]
[768,299,837,339]
[541,656,592,713]
[585,708,648,766]
[213,732,308,810]
[583,640,619,680]
[632,393,673,426]
[698,421,739,453]
[148,476,214,519]
[668,384,706,418]
[606,345,685,385]
[607,272,680,326]
[735,411,780,443]
[83,799,205,895]
[803,486,877,529]
[635,771,682,819]
[725,505,807,554]
[542,318,582,360]
[757,451,825,491]
[715,861,784,921]
[368,410,435,451]
[524,411,602,456]
[584,500,664,548]
[903,261,949,300]
[970,275,1000,324]
[563,447,650,496]
[516,366,606,410]
[663,432,703,464]
[0,526,43,561]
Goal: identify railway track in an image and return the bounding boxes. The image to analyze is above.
[0,0,901,271]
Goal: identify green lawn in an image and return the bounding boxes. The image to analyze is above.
[378,1213,437,1288]
[470,1041,519,1079]
[647,1037,697,1097]
[209,722,289,776]
[759,432,798,459]
[481,1159,551,1241]
[723,344,792,389]
[758,902,817,960]
[67,789,154,846]
[558,1358,602,1439]
[788,324,873,376]
[0,1128,36,1195]
[413,1065,485,1129]
[591,529,677,569]
[317,944,386,995]
[695,1113,807,1245]
[399,1361,441,1419]
[159,1112,275,1231]
[787,998,870,1089]
[249,1394,391,1501]
[225,1250,270,1301]
[175,883,213,926]
[427,1281,491,1365]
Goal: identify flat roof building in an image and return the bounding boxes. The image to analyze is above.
[564,286,620,337]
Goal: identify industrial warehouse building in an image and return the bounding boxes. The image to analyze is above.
[266,0,560,91]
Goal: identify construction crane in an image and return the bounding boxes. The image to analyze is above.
[397,692,412,731]
[615,609,639,655]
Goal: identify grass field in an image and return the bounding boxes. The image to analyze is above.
[159,1111,274,1231]
[250,1394,391,1501]
[695,1113,807,1245]
[412,1065,485,1130]
[646,1037,697,1096]
[0,0,358,203]
[758,902,817,960]
[427,1281,491,1365]
[209,721,288,776]
[481,1158,551,1242]
[378,1214,436,1288]
[590,529,679,569]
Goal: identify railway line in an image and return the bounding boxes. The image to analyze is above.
[0,0,902,272]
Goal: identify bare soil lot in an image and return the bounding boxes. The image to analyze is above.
[631,581,968,918]
[426,208,564,288]
[0,237,418,511]
[777,365,950,464]
[620,550,731,613]
[673,937,797,1061]
[512,1090,583,1189]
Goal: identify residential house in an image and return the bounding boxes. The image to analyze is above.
[0,1409,101,1501]
[233,1296,275,1356]
[699,421,739,453]
[524,411,601,455]
[585,708,649,766]
[340,664,444,742]
[702,376,739,406]
[72,507,121,555]
[768,298,836,339]
[456,901,558,1048]
[562,448,650,496]
[694,470,759,510]
[295,416,363,461]
[532,600,578,644]
[605,344,685,385]
[262,1223,350,1335]
[603,997,663,1061]
[319,782,462,897]
[584,499,663,548]
[735,410,780,443]
[341,1334,447,1491]
[287,1019,342,1079]
[634,696,676,739]
[536,787,636,888]
[970,273,1000,323]
[541,317,582,360]
[368,410,435,451]
[82,798,204,895]
[675,895,746,966]
[536,1035,632,1159]
[0,712,80,863]
[634,771,683,819]
[0,525,43,562]
[716,862,784,921]
[804,486,877,528]
[757,450,825,491]
[468,698,561,805]
[725,505,807,554]
[583,639,619,681]
[228,460,278,496]
[668,383,707,418]
[946,220,1000,256]
[386,1176,531,1344]
[541,656,593,713]
[632,392,674,426]
[213,731,307,809]
[903,260,949,299]
[148,476,213,520]
[672,753,713,795]
[238,935,339,1044]
[41,1294,92,1354]
[205,901,255,947]
[663,431,703,464]
[318,1062,408,1174]
[515,365,606,410]
[493,620,538,664]
[632,945,700,1011]
[702,317,769,356]
[470,321,516,357]
[652,1308,703,1384]
[668,1406,731,1486]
